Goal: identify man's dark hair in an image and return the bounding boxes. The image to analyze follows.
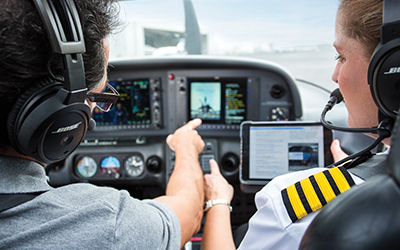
[0,0,120,153]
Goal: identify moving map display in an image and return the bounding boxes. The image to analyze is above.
[93,79,151,126]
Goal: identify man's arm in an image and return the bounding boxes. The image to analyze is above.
[155,118,205,249]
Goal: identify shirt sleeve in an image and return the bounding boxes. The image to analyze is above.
[112,191,181,250]
[238,168,364,250]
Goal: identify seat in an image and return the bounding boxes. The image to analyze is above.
[299,116,400,250]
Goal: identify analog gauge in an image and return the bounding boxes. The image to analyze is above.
[76,156,97,178]
[100,156,121,176]
[124,155,145,177]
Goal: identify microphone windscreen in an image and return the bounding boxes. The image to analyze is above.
[331,88,343,104]
[88,118,96,131]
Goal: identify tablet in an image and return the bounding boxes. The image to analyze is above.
[240,121,333,185]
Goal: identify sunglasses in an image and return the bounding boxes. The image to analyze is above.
[86,82,119,112]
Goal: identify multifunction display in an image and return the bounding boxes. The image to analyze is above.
[188,77,247,125]
[93,79,153,128]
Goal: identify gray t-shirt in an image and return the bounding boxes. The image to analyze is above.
[0,156,180,250]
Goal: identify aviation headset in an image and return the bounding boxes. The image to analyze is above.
[369,0,400,121]
[6,0,91,164]
[320,0,400,167]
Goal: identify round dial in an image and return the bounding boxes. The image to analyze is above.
[124,155,145,177]
[100,156,121,176]
[76,156,97,178]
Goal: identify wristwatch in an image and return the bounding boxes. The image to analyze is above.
[204,199,233,212]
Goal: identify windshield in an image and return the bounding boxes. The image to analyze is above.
[110,0,339,90]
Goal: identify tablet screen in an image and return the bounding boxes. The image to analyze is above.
[240,121,333,185]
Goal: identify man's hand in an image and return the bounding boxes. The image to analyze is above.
[166,118,205,155]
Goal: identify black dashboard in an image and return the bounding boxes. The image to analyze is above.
[49,56,301,181]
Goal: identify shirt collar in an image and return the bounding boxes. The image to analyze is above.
[0,156,53,194]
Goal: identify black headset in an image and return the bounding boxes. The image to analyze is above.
[6,0,91,164]
[368,0,400,120]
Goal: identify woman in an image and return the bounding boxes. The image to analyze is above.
[201,0,388,249]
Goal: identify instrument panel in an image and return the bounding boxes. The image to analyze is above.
[49,56,303,190]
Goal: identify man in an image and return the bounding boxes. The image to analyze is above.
[0,1,204,249]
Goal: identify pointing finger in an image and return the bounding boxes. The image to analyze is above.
[186,118,202,130]
[209,159,221,176]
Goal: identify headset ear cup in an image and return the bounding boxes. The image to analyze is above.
[7,76,61,153]
[368,40,400,120]
[7,76,91,163]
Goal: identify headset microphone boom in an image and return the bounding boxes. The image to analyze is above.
[321,88,392,167]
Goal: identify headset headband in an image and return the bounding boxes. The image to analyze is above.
[382,0,400,44]
[33,0,87,97]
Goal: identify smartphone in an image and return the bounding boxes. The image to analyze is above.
[240,121,333,186]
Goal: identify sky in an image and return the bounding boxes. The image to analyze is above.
[116,0,339,53]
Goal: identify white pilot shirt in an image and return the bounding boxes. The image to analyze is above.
[237,167,364,250]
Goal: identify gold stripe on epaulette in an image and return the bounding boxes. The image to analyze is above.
[300,177,322,211]
[281,166,355,223]
[313,171,336,203]
[286,184,307,220]
[330,167,352,193]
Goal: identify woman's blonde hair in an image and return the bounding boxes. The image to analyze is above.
[338,0,383,58]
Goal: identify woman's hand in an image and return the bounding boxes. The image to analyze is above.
[330,139,348,163]
[204,159,234,203]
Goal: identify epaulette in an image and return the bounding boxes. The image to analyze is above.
[281,166,355,223]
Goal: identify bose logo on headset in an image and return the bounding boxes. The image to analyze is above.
[52,122,82,134]
[384,67,400,74]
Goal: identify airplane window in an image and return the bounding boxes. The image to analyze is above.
[110,0,338,90]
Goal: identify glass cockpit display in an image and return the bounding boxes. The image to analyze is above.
[188,78,247,124]
[190,82,221,121]
[93,79,151,126]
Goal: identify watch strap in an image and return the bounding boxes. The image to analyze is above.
[204,199,233,212]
